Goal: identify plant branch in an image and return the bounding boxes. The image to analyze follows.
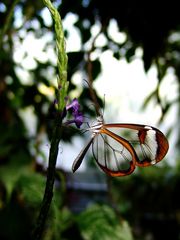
[0,0,19,48]
[33,114,63,239]
[33,0,68,238]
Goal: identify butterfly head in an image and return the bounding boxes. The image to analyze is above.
[87,115,104,136]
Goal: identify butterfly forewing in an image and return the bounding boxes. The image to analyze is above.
[103,124,169,167]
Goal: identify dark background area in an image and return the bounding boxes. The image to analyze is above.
[0,0,180,239]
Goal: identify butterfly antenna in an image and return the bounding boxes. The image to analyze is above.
[85,27,105,117]
[102,94,106,117]
[83,79,102,116]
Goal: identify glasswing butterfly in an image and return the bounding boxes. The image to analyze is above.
[72,115,169,177]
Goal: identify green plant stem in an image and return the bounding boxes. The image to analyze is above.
[43,0,68,111]
[33,113,63,239]
[33,1,68,238]
[0,0,19,48]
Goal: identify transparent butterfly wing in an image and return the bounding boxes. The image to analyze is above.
[102,124,169,167]
[72,122,168,177]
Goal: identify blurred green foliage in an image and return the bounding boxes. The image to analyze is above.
[0,0,180,239]
[76,204,133,240]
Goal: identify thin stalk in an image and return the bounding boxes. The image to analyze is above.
[33,0,68,238]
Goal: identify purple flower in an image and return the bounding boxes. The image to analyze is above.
[65,98,83,128]
[73,111,84,128]
[66,98,80,112]
[53,98,58,106]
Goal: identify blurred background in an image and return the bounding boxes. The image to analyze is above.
[0,0,180,239]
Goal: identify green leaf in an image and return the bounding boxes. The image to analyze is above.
[0,165,22,201]
[113,51,121,60]
[0,162,45,205]
[17,171,45,207]
[125,47,136,63]
[92,59,101,80]
[77,204,133,240]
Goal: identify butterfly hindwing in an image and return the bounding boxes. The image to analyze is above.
[92,130,136,176]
